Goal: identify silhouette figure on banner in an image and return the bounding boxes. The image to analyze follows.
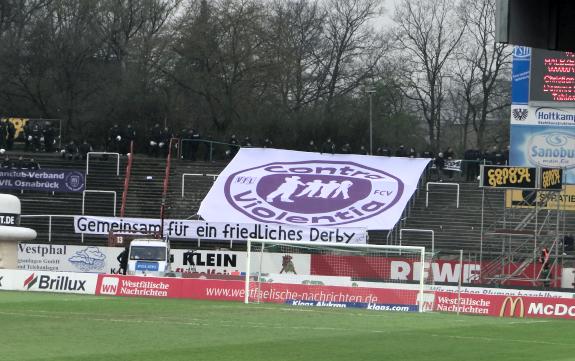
[295,180,324,198]
[266,176,305,203]
[267,177,354,203]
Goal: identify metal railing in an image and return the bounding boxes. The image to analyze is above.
[181,173,219,198]
[400,228,435,255]
[20,214,76,243]
[426,182,460,208]
[86,152,120,177]
[82,190,117,216]
[178,139,240,162]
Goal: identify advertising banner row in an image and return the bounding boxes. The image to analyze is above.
[17,243,564,288]
[17,243,311,276]
[73,215,367,244]
[2,268,575,320]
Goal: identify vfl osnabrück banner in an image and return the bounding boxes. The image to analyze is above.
[73,215,367,244]
[0,168,85,192]
[198,148,430,230]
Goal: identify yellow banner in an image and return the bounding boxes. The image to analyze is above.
[1,117,29,140]
[506,185,575,211]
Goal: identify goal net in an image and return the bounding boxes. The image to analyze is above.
[244,239,434,312]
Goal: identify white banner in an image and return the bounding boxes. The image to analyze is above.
[430,159,462,172]
[73,215,367,244]
[17,243,311,276]
[198,148,430,230]
[0,269,97,294]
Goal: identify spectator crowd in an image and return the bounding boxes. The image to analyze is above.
[1,118,511,182]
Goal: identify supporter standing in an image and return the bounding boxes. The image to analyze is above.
[79,140,93,160]
[434,152,445,181]
[30,123,42,152]
[395,145,407,157]
[25,158,40,170]
[23,121,32,151]
[148,123,162,157]
[160,127,172,157]
[6,120,15,151]
[62,140,79,160]
[443,146,455,179]
[321,138,336,155]
[307,140,318,153]
[340,143,352,154]
[463,148,481,182]
[189,129,202,161]
[117,247,129,275]
[1,156,12,169]
[227,134,239,158]
[43,121,55,153]
[242,136,253,147]
[0,119,7,150]
[123,124,136,155]
[263,137,273,148]
[107,123,123,153]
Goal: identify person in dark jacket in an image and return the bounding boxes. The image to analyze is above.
[227,134,239,158]
[321,138,336,155]
[43,121,55,153]
[6,120,15,151]
[434,152,446,181]
[117,247,129,275]
[307,140,318,153]
[0,119,7,150]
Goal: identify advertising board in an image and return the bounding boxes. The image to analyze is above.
[0,269,97,294]
[18,243,311,276]
[434,291,575,320]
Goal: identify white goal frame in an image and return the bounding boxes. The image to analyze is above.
[244,239,427,312]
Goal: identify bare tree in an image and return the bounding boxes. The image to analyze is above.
[265,0,325,114]
[452,0,511,150]
[393,0,465,152]
[319,0,385,126]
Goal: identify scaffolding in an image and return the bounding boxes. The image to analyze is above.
[479,178,566,287]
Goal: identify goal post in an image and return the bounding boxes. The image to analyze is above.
[244,239,433,312]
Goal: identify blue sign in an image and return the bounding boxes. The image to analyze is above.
[510,125,575,184]
[511,46,531,105]
[0,169,85,193]
[135,261,159,272]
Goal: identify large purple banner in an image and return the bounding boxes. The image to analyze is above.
[198,148,430,230]
[0,169,85,192]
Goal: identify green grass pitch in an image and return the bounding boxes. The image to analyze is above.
[0,291,573,361]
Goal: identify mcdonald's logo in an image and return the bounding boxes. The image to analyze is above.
[499,297,525,318]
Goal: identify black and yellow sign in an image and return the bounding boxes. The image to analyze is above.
[499,297,525,318]
[481,165,537,189]
[540,168,563,190]
[506,185,575,211]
